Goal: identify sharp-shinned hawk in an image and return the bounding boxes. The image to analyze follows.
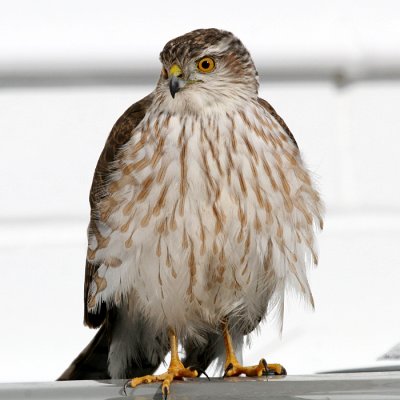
[59,28,323,396]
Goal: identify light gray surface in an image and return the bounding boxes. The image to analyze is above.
[2,373,400,400]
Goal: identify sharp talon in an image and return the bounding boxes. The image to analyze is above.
[192,367,210,381]
[202,369,211,381]
[123,380,131,396]
[261,359,269,375]
[223,362,234,378]
[163,386,169,400]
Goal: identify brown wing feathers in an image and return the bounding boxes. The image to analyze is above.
[257,97,298,148]
[84,94,154,328]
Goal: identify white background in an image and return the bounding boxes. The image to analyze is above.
[1,0,400,383]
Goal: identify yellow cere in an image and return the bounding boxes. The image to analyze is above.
[169,64,183,77]
[197,57,215,73]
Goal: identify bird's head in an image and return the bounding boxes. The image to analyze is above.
[155,28,259,114]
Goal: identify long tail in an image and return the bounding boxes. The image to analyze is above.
[58,308,168,380]
[58,324,110,380]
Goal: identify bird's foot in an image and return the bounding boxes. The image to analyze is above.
[125,359,198,399]
[223,358,287,377]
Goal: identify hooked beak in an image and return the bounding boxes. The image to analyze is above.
[168,64,185,98]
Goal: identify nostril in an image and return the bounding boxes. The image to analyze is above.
[177,73,183,78]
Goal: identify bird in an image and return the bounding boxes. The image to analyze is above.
[59,28,323,397]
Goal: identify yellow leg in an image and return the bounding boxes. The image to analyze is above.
[222,321,287,377]
[127,329,198,398]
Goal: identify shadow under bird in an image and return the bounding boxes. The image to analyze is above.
[59,28,323,398]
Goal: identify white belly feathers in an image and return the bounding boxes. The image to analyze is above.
[86,102,323,335]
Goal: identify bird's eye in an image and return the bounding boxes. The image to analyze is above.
[161,67,168,79]
[197,57,215,73]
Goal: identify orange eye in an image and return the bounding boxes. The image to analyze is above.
[197,57,215,73]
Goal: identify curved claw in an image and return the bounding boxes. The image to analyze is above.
[201,369,211,381]
[223,362,234,378]
[189,366,210,381]
[261,358,269,376]
[194,368,211,381]
[122,379,131,396]
[163,385,169,400]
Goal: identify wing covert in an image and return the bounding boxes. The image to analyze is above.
[257,97,298,148]
[84,93,154,327]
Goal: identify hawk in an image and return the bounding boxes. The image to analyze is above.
[59,28,323,396]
